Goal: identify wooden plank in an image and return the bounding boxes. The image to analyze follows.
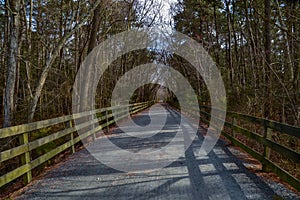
[263,138,300,163]
[29,116,104,151]
[230,112,300,138]
[265,120,300,139]
[0,102,150,188]
[199,106,300,191]
[30,114,113,169]
[199,110,263,162]
[0,102,149,139]
[131,105,148,114]
[28,127,76,151]
[232,117,237,138]
[78,105,148,138]
[199,106,264,125]
[108,102,145,111]
[72,102,145,118]
[0,113,115,162]
[107,104,147,123]
[231,123,264,142]
[229,123,300,163]
[0,115,110,174]
[18,133,32,184]
[221,131,264,162]
[70,131,75,154]
[42,104,145,156]
[130,104,145,114]
[200,105,300,138]
[105,110,109,132]
[0,164,31,188]
[262,158,300,191]
[220,117,300,164]
[0,115,73,139]
[73,126,103,143]
[72,108,106,119]
[71,103,145,131]
[0,144,28,162]
[68,121,75,154]
[263,127,272,172]
[30,141,73,169]
[222,130,300,191]
[88,104,148,135]
[201,110,300,163]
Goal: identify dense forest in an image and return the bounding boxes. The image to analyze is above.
[0,0,299,127]
[172,0,299,125]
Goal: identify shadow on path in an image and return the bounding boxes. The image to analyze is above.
[15,104,299,200]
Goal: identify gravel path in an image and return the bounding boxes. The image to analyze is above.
[15,104,299,200]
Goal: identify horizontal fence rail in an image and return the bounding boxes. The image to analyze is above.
[186,105,300,191]
[0,102,151,188]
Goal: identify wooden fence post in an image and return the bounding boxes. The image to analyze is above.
[232,117,237,138]
[92,125,96,141]
[19,133,32,184]
[206,107,210,123]
[90,114,96,141]
[199,106,201,121]
[262,125,272,172]
[69,120,75,154]
[106,110,109,133]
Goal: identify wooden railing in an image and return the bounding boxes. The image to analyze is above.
[0,102,151,188]
[187,105,300,191]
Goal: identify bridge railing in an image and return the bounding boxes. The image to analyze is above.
[0,102,151,188]
[187,105,300,191]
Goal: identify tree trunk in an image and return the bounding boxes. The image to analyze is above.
[28,0,103,122]
[264,0,271,119]
[88,4,101,53]
[225,0,234,94]
[3,0,21,127]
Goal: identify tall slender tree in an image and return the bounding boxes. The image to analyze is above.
[3,0,21,127]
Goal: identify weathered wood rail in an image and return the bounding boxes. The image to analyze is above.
[0,102,151,188]
[188,105,300,191]
[1,102,299,192]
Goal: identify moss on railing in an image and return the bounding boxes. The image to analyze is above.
[0,102,152,189]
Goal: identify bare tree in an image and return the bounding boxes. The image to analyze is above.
[3,0,21,127]
[28,0,103,122]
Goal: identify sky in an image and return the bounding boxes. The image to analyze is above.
[137,0,178,29]
[159,0,178,26]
